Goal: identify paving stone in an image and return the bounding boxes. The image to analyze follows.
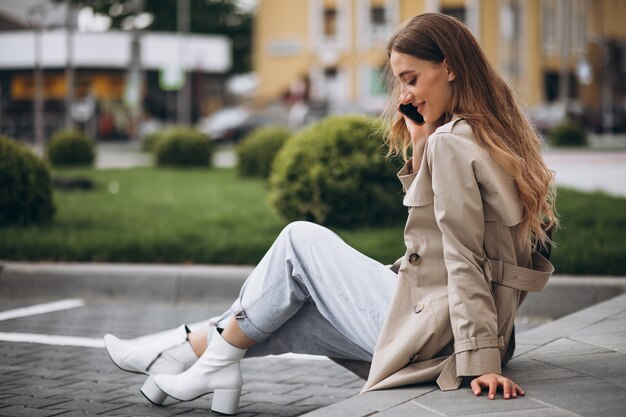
[504,358,585,384]
[0,405,64,417]
[519,295,626,346]
[39,399,130,415]
[302,386,435,417]
[525,338,613,359]
[534,351,626,388]
[0,394,70,408]
[3,292,626,417]
[461,407,580,416]
[372,401,444,417]
[413,387,547,416]
[528,376,626,417]
[238,401,318,416]
[571,331,626,354]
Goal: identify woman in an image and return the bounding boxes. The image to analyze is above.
[104,13,557,415]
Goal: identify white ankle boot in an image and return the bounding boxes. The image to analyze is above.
[104,324,198,405]
[153,328,247,415]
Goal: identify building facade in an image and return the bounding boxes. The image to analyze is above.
[254,0,626,132]
[0,1,232,141]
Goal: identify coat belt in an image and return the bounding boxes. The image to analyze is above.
[453,335,504,354]
[486,251,554,292]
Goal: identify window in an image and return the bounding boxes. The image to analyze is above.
[368,67,385,97]
[323,7,338,38]
[323,66,340,103]
[370,6,386,36]
[542,0,557,56]
[441,7,466,22]
[544,71,577,102]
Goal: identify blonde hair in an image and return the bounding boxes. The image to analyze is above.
[385,13,558,250]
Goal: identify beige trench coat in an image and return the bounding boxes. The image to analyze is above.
[362,115,554,393]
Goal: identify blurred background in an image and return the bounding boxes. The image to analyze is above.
[0,0,624,145]
[1,0,625,275]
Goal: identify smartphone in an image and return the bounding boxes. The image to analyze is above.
[398,103,424,125]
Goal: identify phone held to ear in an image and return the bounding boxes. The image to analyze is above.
[398,103,424,126]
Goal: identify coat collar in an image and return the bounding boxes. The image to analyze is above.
[434,114,463,134]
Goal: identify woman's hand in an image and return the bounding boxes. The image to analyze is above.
[470,373,525,400]
[402,113,443,173]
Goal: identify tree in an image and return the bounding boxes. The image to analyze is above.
[55,0,253,74]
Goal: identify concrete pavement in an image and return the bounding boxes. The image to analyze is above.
[304,292,626,417]
[1,263,625,416]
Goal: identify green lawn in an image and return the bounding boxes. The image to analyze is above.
[2,167,625,275]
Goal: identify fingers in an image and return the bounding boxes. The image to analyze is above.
[470,374,525,400]
[470,378,484,396]
[488,379,498,400]
[502,378,512,399]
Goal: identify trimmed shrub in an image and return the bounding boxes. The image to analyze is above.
[269,115,404,228]
[155,127,214,167]
[549,122,587,147]
[141,130,167,152]
[0,135,55,226]
[46,129,95,167]
[236,126,291,178]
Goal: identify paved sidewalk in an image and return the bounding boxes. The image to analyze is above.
[1,261,625,416]
[0,298,363,417]
[304,292,626,417]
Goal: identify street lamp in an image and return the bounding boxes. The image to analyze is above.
[27,3,49,150]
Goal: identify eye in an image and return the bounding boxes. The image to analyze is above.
[407,78,416,86]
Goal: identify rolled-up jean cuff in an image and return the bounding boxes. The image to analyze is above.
[229,299,273,342]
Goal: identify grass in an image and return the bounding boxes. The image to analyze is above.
[0,167,406,265]
[550,187,626,275]
[1,167,625,275]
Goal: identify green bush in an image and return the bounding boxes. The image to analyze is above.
[236,126,291,178]
[46,129,95,167]
[549,122,587,147]
[269,115,404,228]
[155,127,214,167]
[0,135,55,226]
[141,130,167,152]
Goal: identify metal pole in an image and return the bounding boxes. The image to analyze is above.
[558,0,571,111]
[65,2,75,129]
[34,25,44,146]
[28,4,47,147]
[601,41,613,133]
[127,0,144,141]
[177,0,191,125]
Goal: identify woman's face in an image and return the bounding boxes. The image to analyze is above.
[389,50,454,124]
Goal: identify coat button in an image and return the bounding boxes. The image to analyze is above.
[414,303,424,314]
[409,253,421,265]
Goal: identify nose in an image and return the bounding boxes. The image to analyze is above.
[399,88,413,104]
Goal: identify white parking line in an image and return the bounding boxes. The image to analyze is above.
[0,314,327,361]
[0,299,84,321]
[0,332,104,348]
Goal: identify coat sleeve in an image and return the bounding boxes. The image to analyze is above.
[427,133,502,377]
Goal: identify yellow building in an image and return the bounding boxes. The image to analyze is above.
[254,0,626,131]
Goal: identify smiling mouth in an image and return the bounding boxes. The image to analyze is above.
[416,102,425,113]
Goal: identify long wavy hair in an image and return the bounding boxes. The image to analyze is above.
[384,13,557,250]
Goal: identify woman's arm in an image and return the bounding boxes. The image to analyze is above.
[402,114,438,174]
[427,132,523,399]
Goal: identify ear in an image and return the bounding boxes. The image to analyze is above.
[443,58,456,82]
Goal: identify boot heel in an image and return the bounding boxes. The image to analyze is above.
[211,389,241,415]
[141,376,168,405]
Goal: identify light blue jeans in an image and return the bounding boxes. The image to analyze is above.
[213,221,398,362]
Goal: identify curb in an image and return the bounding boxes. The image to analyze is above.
[0,262,253,305]
[1,261,626,318]
[517,275,626,319]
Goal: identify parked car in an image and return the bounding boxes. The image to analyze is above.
[198,105,288,142]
